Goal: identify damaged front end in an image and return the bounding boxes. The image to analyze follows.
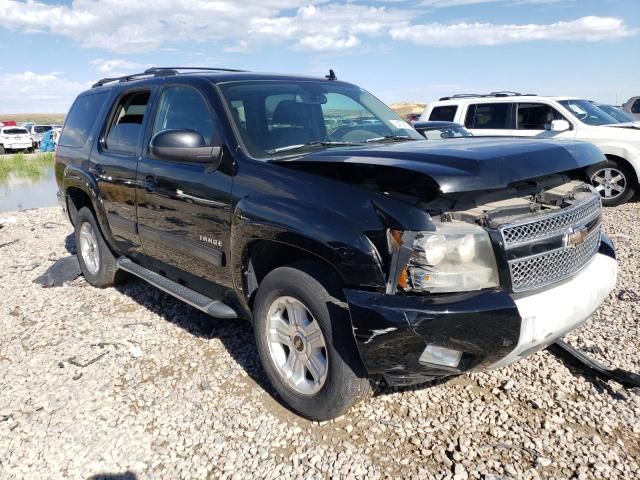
[346,174,617,386]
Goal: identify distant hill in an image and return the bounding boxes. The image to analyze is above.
[0,113,66,124]
[389,102,427,118]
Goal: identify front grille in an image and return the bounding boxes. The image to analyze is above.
[500,194,601,246]
[498,193,602,292]
[508,225,601,292]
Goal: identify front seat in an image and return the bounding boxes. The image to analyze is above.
[269,100,313,149]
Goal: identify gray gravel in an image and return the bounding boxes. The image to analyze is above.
[1,205,639,479]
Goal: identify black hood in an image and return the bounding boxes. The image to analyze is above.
[273,138,604,193]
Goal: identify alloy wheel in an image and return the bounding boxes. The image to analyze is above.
[265,296,329,395]
[79,222,100,275]
[591,168,627,200]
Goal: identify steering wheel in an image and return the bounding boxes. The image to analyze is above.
[335,129,380,143]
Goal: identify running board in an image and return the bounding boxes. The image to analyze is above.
[549,339,640,389]
[116,257,237,319]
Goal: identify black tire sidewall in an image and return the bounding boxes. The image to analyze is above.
[587,160,637,206]
[253,266,367,420]
[74,207,116,287]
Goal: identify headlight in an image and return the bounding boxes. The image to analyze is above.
[402,222,499,293]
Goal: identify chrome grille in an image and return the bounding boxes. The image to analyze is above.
[509,225,601,292]
[500,194,601,246]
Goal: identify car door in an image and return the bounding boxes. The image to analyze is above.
[463,102,513,137]
[510,102,576,139]
[135,81,234,297]
[89,87,154,258]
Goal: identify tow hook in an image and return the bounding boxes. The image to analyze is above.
[549,339,640,389]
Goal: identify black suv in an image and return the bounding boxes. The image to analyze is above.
[56,67,617,420]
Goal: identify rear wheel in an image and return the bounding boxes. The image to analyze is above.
[74,207,118,287]
[0,146,5,155]
[587,159,636,206]
[253,264,371,420]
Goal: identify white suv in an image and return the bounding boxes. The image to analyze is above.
[0,126,33,155]
[421,93,640,205]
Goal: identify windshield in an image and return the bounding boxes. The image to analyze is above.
[597,104,636,123]
[2,128,29,135]
[34,125,52,133]
[421,126,471,140]
[218,81,423,158]
[559,100,619,126]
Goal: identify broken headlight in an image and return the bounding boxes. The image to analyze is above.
[401,223,499,293]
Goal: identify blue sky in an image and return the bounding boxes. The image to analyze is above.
[0,0,638,113]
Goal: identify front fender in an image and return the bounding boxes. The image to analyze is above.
[62,165,117,250]
[230,195,386,299]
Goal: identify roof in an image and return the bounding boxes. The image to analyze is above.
[89,67,352,91]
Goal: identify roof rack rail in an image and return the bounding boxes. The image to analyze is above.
[92,66,248,88]
[438,91,538,101]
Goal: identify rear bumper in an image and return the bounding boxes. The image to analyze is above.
[345,237,617,386]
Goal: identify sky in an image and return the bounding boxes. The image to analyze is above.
[0,0,638,113]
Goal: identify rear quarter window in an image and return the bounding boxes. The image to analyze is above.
[59,92,108,148]
[429,106,458,122]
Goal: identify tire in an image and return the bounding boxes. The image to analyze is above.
[253,263,371,420]
[586,159,637,207]
[0,146,5,155]
[74,206,118,287]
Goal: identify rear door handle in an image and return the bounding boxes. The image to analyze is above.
[145,175,157,192]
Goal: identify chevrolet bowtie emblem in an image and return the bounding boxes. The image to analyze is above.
[564,226,588,248]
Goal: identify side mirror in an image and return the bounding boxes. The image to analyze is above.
[150,129,222,166]
[548,119,571,132]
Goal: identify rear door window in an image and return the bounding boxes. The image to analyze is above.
[464,103,510,129]
[632,99,640,114]
[429,106,457,122]
[104,90,150,154]
[59,92,108,148]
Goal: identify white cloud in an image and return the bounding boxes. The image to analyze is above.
[0,71,90,113]
[89,58,144,76]
[420,0,571,6]
[390,16,636,46]
[0,0,410,53]
[0,1,635,54]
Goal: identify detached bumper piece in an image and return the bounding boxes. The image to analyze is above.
[549,339,640,389]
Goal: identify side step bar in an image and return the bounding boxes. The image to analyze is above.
[549,339,640,389]
[116,257,237,319]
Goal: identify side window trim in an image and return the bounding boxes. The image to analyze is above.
[99,87,154,157]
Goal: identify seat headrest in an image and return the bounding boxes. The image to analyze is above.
[119,114,144,124]
[272,101,309,126]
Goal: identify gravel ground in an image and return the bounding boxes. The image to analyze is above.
[1,205,638,480]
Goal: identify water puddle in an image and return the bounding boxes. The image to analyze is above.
[0,154,58,212]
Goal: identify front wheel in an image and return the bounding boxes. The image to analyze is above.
[253,264,371,420]
[587,159,637,206]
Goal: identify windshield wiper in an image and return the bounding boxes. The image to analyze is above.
[266,141,363,154]
[365,135,414,143]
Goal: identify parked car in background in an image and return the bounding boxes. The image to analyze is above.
[28,124,54,147]
[421,92,640,205]
[0,126,34,154]
[56,67,616,420]
[591,102,639,125]
[622,96,640,120]
[413,121,472,140]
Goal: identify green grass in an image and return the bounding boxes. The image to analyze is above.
[0,152,55,183]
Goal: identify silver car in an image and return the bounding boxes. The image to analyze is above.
[622,96,640,120]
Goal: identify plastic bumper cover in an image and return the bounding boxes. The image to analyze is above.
[345,237,617,385]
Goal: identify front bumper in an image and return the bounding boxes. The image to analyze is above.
[345,237,617,386]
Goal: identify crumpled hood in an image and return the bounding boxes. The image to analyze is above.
[275,137,604,193]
